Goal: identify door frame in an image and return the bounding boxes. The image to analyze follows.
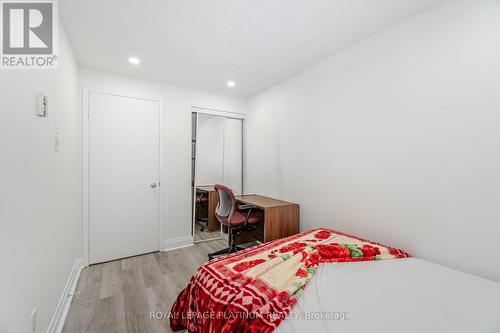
[82,86,165,266]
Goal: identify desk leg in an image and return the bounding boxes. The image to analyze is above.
[263,205,300,242]
[207,191,220,232]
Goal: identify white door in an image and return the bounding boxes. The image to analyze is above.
[88,92,160,264]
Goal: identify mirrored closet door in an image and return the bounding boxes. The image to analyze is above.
[191,110,243,243]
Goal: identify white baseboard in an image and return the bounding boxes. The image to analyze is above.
[162,235,193,251]
[47,256,84,333]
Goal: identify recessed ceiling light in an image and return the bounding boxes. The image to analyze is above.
[227,81,236,87]
[128,57,140,65]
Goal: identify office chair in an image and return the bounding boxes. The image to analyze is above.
[208,184,261,260]
[195,191,208,231]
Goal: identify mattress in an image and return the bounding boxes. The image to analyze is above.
[170,228,411,333]
[275,258,500,333]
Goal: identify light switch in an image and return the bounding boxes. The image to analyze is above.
[37,94,48,117]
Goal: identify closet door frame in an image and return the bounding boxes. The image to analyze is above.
[191,106,245,242]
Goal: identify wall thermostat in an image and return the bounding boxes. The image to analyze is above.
[37,94,48,117]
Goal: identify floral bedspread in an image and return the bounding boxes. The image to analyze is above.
[170,228,410,333]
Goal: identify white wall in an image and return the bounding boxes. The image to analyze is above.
[245,0,500,281]
[222,118,243,194]
[196,114,225,186]
[0,26,81,332]
[195,114,243,194]
[79,69,246,248]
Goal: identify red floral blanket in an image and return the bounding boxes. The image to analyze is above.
[170,228,410,333]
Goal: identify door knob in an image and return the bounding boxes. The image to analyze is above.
[150,183,158,188]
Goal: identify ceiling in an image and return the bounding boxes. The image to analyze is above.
[61,0,441,98]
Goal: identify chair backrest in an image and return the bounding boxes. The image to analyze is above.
[214,184,235,219]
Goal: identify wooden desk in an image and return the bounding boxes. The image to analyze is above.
[196,186,219,232]
[235,194,300,243]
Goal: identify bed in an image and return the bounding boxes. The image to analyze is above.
[170,228,500,333]
[276,258,500,333]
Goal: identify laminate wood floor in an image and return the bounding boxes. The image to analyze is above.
[193,223,228,242]
[63,239,227,333]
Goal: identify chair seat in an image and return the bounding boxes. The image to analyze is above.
[217,210,260,226]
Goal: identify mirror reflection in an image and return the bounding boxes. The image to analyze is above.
[192,111,243,243]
